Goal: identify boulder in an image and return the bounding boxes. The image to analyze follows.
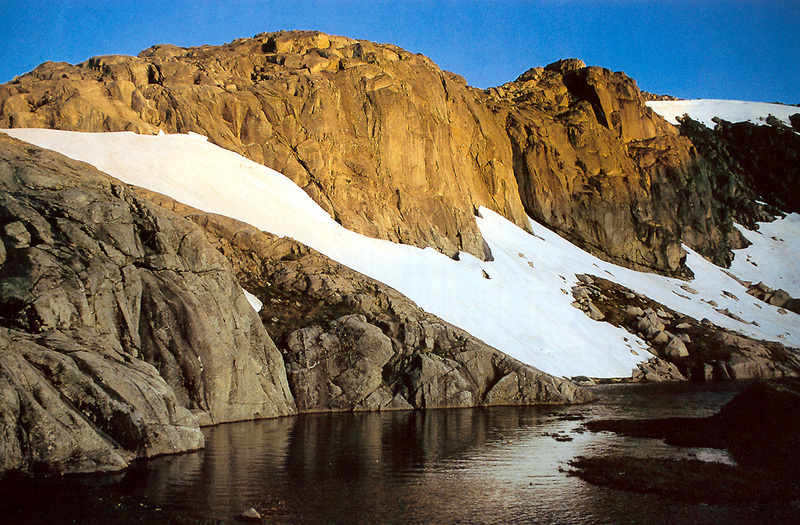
[652,331,670,346]
[625,306,644,317]
[714,379,800,474]
[632,357,686,382]
[283,315,395,411]
[637,313,665,338]
[662,336,689,358]
[790,113,800,132]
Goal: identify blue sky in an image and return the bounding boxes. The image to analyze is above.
[1,1,797,103]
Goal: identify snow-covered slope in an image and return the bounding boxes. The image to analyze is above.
[646,99,798,128]
[730,214,800,298]
[4,128,799,378]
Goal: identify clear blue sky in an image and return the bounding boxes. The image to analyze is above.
[1,0,797,103]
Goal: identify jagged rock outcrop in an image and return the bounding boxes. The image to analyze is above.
[143,190,594,411]
[744,281,800,315]
[0,134,296,477]
[0,31,768,277]
[677,116,800,217]
[0,31,532,261]
[488,61,749,275]
[569,275,800,382]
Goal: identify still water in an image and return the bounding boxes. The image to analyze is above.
[3,382,798,524]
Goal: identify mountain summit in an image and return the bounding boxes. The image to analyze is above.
[3,30,792,275]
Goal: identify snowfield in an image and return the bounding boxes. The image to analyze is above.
[730,214,800,298]
[647,99,798,128]
[4,128,799,378]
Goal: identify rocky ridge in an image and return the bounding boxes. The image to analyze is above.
[489,60,754,275]
[0,31,529,262]
[0,30,783,276]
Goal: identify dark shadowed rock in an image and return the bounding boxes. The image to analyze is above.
[576,379,800,503]
[677,116,800,218]
[790,113,800,132]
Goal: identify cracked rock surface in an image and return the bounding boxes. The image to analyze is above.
[0,134,296,477]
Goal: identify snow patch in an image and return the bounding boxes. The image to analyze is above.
[243,289,263,312]
[5,128,799,378]
[647,99,798,128]
[730,214,800,298]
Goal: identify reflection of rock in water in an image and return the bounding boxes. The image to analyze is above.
[4,386,795,524]
[575,378,800,503]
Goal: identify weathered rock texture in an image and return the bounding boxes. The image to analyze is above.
[490,60,751,275]
[0,31,531,261]
[143,190,594,412]
[0,31,778,276]
[0,134,296,477]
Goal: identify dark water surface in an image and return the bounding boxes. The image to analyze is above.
[3,381,798,524]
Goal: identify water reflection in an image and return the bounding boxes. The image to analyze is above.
[3,382,799,524]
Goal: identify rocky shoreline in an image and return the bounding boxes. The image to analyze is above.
[569,378,800,504]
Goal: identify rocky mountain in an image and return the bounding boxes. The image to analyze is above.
[0,30,799,478]
[2,30,787,276]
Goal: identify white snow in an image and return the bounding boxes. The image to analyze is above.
[4,128,799,377]
[647,99,798,128]
[729,214,800,298]
[243,289,263,312]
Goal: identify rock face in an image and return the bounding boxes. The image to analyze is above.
[0,328,202,476]
[0,134,296,476]
[0,31,531,261]
[150,196,594,411]
[490,61,749,275]
[0,31,770,276]
[678,116,800,217]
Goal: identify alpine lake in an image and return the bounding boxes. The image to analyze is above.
[3,381,798,524]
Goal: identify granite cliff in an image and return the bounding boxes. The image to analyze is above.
[0,30,774,275]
